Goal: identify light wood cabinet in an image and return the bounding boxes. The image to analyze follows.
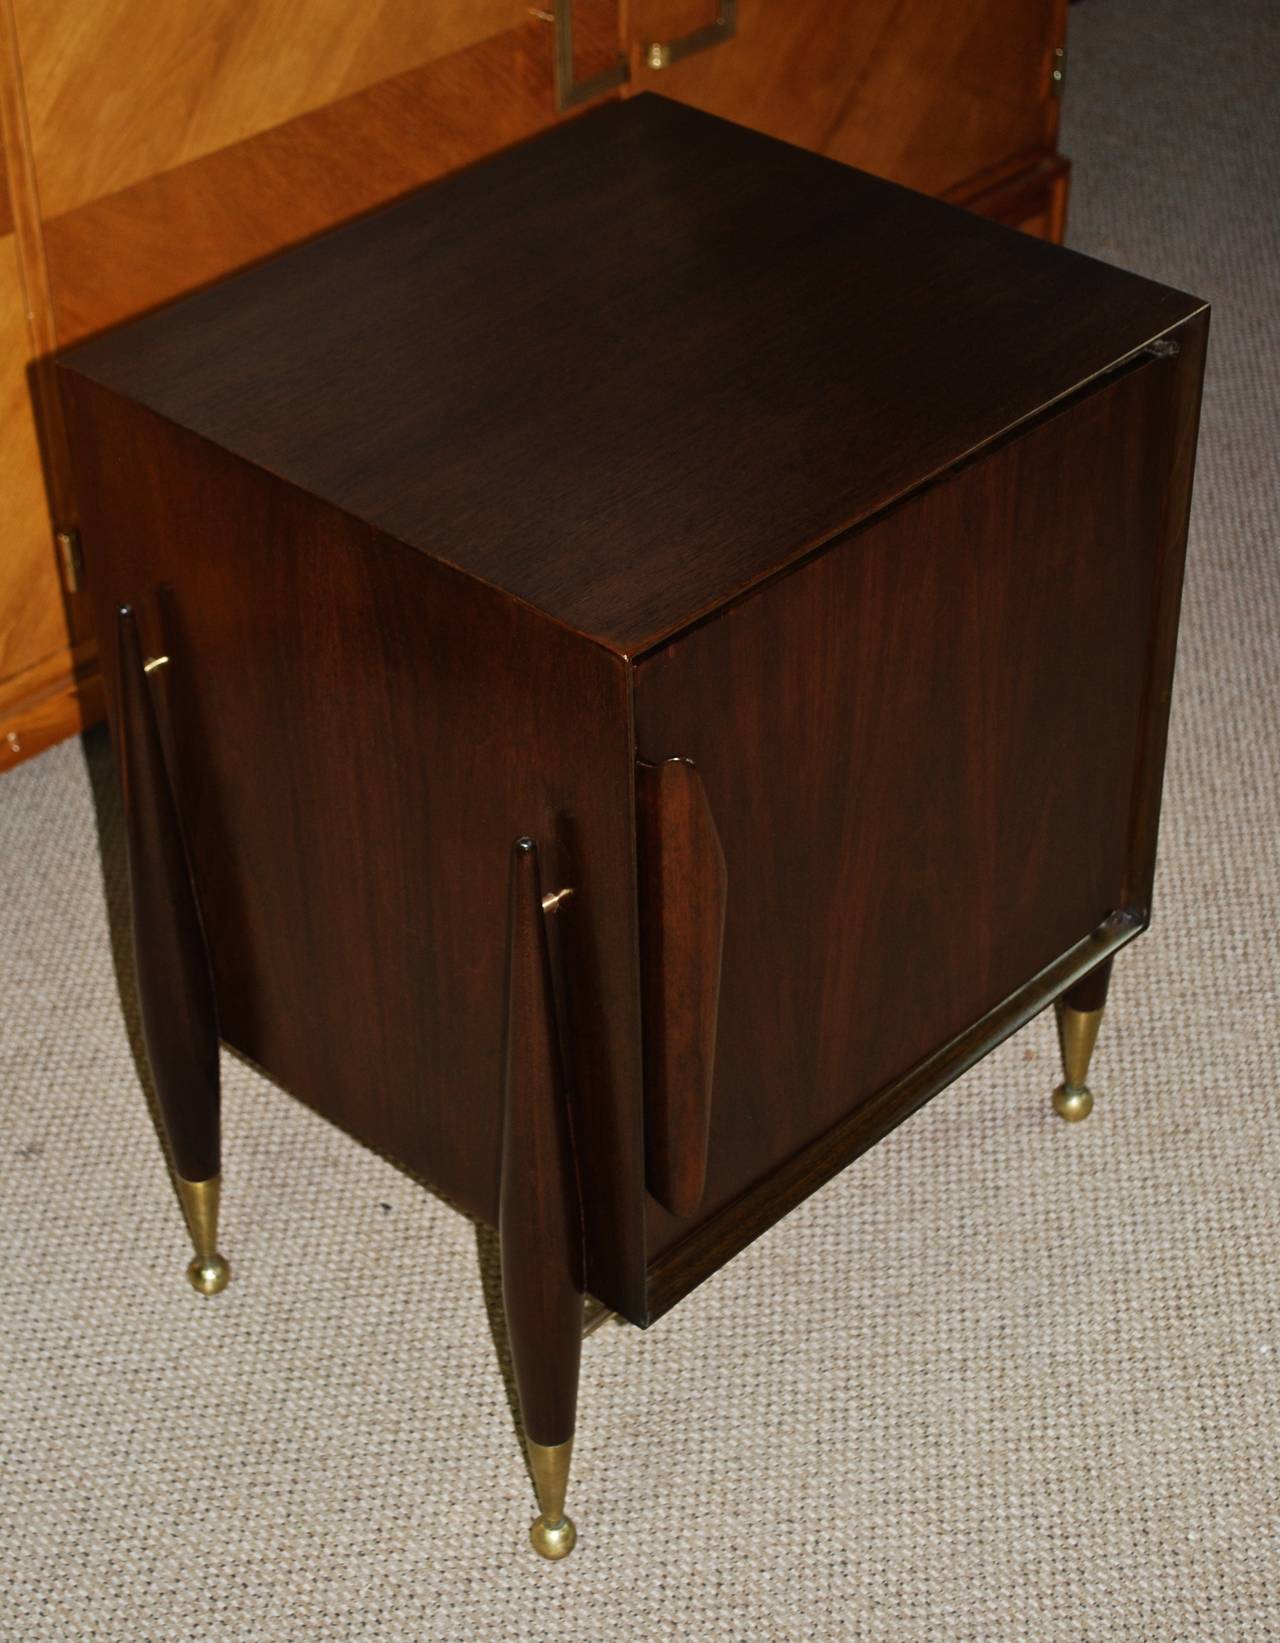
[0,0,1068,772]
[629,0,1067,206]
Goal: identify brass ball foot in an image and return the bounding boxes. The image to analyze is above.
[187,1253,231,1296]
[529,1514,577,1560]
[1053,1082,1094,1123]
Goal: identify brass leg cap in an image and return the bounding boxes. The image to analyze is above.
[1053,1082,1094,1123]
[529,1514,577,1560]
[187,1253,231,1296]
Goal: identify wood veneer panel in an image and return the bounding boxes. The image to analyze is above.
[628,0,1066,199]
[0,0,23,240]
[61,378,649,1321]
[43,19,601,346]
[950,155,1071,243]
[0,129,9,236]
[11,0,529,220]
[638,757,727,1218]
[0,234,63,690]
[61,97,1203,657]
[1,0,83,686]
[636,349,1185,1263]
[500,839,584,1446]
[114,605,221,1185]
[646,913,1141,1320]
[1123,311,1210,910]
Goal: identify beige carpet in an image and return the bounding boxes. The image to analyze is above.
[3,3,1278,1637]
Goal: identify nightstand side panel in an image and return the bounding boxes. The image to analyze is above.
[61,375,649,1320]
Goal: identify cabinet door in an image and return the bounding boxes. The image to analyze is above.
[15,0,623,343]
[627,0,1066,202]
[635,349,1190,1295]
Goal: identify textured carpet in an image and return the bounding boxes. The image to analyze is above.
[2,2,1278,1637]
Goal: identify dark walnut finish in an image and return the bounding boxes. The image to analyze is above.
[500,838,585,1555]
[638,757,727,1219]
[113,605,220,1187]
[58,95,1207,1556]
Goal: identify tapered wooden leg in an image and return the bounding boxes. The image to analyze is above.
[499,837,584,1560]
[1053,958,1112,1123]
[116,606,228,1295]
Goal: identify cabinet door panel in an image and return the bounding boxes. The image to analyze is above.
[636,356,1174,1260]
[11,0,529,220]
[629,0,1064,198]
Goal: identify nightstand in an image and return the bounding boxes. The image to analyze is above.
[58,94,1207,1559]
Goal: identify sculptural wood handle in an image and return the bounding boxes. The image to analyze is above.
[115,604,220,1183]
[499,837,583,1448]
[638,757,727,1219]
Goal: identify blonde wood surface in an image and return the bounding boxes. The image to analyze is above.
[10,0,529,219]
[951,154,1070,243]
[0,234,68,692]
[1,0,79,564]
[628,0,1066,199]
[1,0,87,775]
[0,635,102,769]
[44,19,607,346]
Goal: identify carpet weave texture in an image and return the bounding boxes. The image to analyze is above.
[2,1,1277,1637]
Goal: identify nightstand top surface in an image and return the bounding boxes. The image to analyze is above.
[61,94,1203,655]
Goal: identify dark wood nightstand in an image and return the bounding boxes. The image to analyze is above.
[58,94,1207,1560]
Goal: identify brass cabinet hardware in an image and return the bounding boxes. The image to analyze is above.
[646,0,737,72]
[551,1,628,111]
[56,527,84,594]
[175,1173,231,1295]
[1053,1002,1104,1122]
[1051,44,1066,96]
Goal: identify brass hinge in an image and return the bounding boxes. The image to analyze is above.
[1051,44,1066,97]
[56,526,85,594]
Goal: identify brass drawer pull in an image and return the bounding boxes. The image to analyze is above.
[646,0,737,71]
[551,1,629,111]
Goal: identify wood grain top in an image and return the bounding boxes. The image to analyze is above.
[59,94,1204,655]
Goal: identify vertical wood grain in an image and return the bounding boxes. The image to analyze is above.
[500,838,583,1445]
[63,379,649,1319]
[0,0,73,522]
[0,0,82,766]
[1123,312,1211,914]
[637,353,1179,1262]
[0,235,62,693]
[638,757,726,1219]
[115,604,221,1184]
